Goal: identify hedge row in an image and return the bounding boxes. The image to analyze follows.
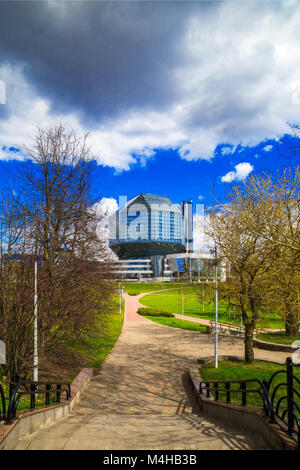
[138,307,174,317]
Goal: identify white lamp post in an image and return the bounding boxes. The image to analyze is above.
[33,258,38,382]
[181,287,184,318]
[119,282,123,315]
[210,246,218,368]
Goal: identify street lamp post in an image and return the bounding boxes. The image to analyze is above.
[33,257,38,382]
[210,246,218,368]
[119,282,123,315]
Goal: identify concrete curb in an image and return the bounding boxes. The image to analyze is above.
[189,362,297,450]
[254,338,296,353]
[0,367,93,450]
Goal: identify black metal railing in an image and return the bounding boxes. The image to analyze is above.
[199,357,299,448]
[209,320,267,337]
[0,380,71,424]
[265,357,300,447]
[199,377,273,417]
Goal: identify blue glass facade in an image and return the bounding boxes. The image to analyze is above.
[109,193,187,259]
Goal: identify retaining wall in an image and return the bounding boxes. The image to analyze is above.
[253,338,296,353]
[0,367,93,450]
[190,364,296,450]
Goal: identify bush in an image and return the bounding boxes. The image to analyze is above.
[138,307,174,317]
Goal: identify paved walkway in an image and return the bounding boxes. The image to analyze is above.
[174,312,212,326]
[7,292,289,450]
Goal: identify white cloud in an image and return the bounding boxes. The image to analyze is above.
[93,197,119,259]
[263,144,273,152]
[221,162,254,183]
[1,2,300,169]
[193,214,214,253]
[220,145,236,156]
[0,64,186,170]
[94,197,119,219]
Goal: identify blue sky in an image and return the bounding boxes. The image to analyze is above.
[0,133,296,210]
[90,135,297,207]
[0,2,300,213]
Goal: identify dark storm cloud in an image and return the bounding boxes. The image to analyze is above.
[0,1,299,168]
[0,1,211,123]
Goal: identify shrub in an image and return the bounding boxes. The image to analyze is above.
[128,291,140,296]
[138,307,174,317]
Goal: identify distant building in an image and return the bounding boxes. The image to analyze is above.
[109,193,188,259]
[108,193,224,281]
[110,252,225,281]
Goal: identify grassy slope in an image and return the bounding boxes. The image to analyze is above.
[123,281,189,296]
[1,295,125,412]
[144,315,208,333]
[200,359,300,409]
[64,295,124,372]
[141,287,284,329]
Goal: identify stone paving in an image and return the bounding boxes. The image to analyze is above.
[7,291,290,450]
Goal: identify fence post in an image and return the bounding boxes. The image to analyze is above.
[241,382,247,406]
[9,382,14,403]
[286,357,294,435]
[214,382,219,401]
[30,383,36,410]
[225,382,230,403]
[262,379,273,420]
[56,384,61,403]
[46,384,51,406]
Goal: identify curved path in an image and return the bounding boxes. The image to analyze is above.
[8,292,286,450]
[139,289,284,333]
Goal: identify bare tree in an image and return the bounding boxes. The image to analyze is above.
[0,195,34,379]
[0,124,115,379]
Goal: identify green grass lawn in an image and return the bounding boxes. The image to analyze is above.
[65,295,124,371]
[144,315,209,333]
[140,286,284,329]
[122,281,189,296]
[256,331,300,345]
[200,359,300,411]
[2,394,58,415]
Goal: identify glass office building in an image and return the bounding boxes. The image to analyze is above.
[109,193,188,259]
[106,193,224,281]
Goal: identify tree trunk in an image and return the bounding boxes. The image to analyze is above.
[284,299,299,336]
[285,315,299,336]
[244,324,254,363]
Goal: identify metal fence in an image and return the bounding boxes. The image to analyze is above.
[0,380,71,424]
[209,320,268,337]
[0,383,6,422]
